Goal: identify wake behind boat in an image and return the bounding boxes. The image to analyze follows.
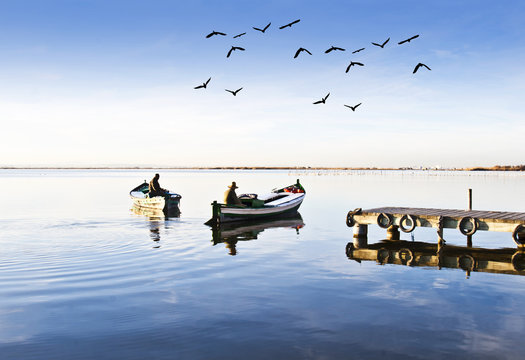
[130,181,181,214]
[205,180,306,225]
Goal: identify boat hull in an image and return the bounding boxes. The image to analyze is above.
[131,203,181,218]
[206,191,305,225]
[130,182,181,214]
[219,198,304,223]
[131,196,181,211]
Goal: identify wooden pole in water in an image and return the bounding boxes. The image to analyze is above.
[467,188,473,247]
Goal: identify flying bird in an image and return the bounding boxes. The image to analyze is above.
[206,31,227,38]
[313,93,330,104]
[294,47,312,58]
[194,77,211,89]
[227,46,245,58]
[225,88,243,96]
[352,48,365,54]
[344,103,362,111]
[325,46,345,53]
[253,22,271,33]
[233,32,246,38]
[413,63,431,73]
[398,34,419,45]
[345,61,364,73]
[371,38,390,48]
[279,19,300,29]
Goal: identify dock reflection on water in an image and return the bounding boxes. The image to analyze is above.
[346,239,525,277]
[209,213,305,255]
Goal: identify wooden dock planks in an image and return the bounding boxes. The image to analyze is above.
[353,207,525,233]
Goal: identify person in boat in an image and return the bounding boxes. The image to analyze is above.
[149,173,168,198]
[224,181,244,206]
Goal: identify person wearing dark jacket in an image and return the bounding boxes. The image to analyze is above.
[149,173,167,197]
[224,181,243,205]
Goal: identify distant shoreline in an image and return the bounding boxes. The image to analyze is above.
[1,166,524,171]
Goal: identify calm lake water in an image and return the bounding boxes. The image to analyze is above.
[1,169,524,359]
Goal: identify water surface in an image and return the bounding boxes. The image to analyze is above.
[0,169,524,359]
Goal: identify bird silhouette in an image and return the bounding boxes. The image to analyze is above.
[227,46,245,58]
[253,22,271,33]
[313,93,330,104]
[194,77,211,89]
[345,61,364,73]
[371,38,390,48]
[294,47,312,58]
[325,46,345,53]
[233,32,246,38]
[206,31,227,38]
[413,63,431,73]
[352,48,365,54]
[398,35,419,45]
[225,88,243,96]
[344,103,362,111]
[279,19,300,29]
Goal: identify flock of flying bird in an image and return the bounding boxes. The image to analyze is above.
[195,19,430,111]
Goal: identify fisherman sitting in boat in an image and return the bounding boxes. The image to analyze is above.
[149,173,167,198]
[224,181,245,206]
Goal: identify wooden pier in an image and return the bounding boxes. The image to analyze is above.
[346,206,525,246]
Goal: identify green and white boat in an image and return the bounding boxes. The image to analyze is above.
[130,181,181,214]
[205,180,306,225]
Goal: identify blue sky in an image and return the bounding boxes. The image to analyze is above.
[1,0,524,167]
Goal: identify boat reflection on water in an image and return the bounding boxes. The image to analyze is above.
[346,239,525,278]
[209,213,305,255]
[131,205,181,248]
[131,204,181,219]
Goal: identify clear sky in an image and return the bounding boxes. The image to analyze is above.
[1,0,524,168]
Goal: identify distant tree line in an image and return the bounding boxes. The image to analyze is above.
[469,165,525,171]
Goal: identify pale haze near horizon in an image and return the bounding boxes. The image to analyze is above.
[0,0,524,168]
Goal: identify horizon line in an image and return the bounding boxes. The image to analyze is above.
[1,166,524,171]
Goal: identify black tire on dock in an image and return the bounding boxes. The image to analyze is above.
[377,213,393,229]
[346,208,362,227]
[346,212,355,227]
[399,214,416,233]
[459,216,478,236]
[512,224,525,245]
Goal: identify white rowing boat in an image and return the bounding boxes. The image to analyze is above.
[130,181,181,214]
[205,180,305,225]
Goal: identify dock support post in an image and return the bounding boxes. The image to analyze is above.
[386,225,399,240]
[353,224,368,238]
[437,216,445,246]
[467,189,473,247]
[353,224,368,248]
[467,235,473,248]
[386,225,400,240]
